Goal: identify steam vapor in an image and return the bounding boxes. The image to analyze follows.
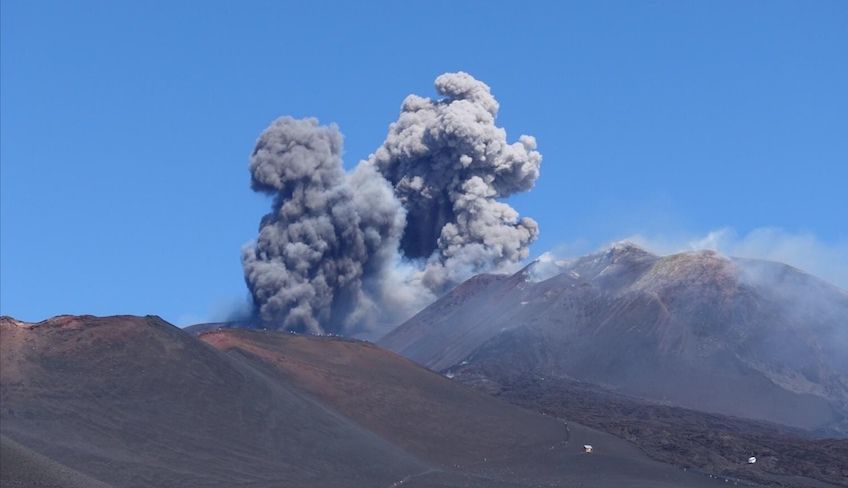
[242,73,541,334]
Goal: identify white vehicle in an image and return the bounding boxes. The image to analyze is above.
[583,445,593,454]
[748,456,757,464]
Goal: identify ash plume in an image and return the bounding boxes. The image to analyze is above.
[368,72,541,290]
[242,73,541,335]
[241,117,404,334]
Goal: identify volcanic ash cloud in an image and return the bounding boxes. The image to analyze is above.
[242,72,542,335]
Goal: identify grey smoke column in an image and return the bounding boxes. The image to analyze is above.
[367,72,541,290]
[243,73,541,334]
[242,117,404,334]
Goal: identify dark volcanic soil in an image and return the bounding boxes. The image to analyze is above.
[0,315,735,487]
[452,366,848,488]
[0,435,113,488]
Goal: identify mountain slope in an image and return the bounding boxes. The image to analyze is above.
[0,435,114,488]
[380,244,848,434]
[198,328,733,487]
[0,314,730,488]
[0,315,423,488]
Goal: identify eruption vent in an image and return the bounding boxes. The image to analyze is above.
[242,72,542,334]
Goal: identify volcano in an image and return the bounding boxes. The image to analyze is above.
[380,243,848,435]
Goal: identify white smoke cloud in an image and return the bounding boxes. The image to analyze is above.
[526,251,573,282]
[624,227,848,289]
[242,73,541,335]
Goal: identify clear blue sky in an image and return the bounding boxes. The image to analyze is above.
[2,1,846,324]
